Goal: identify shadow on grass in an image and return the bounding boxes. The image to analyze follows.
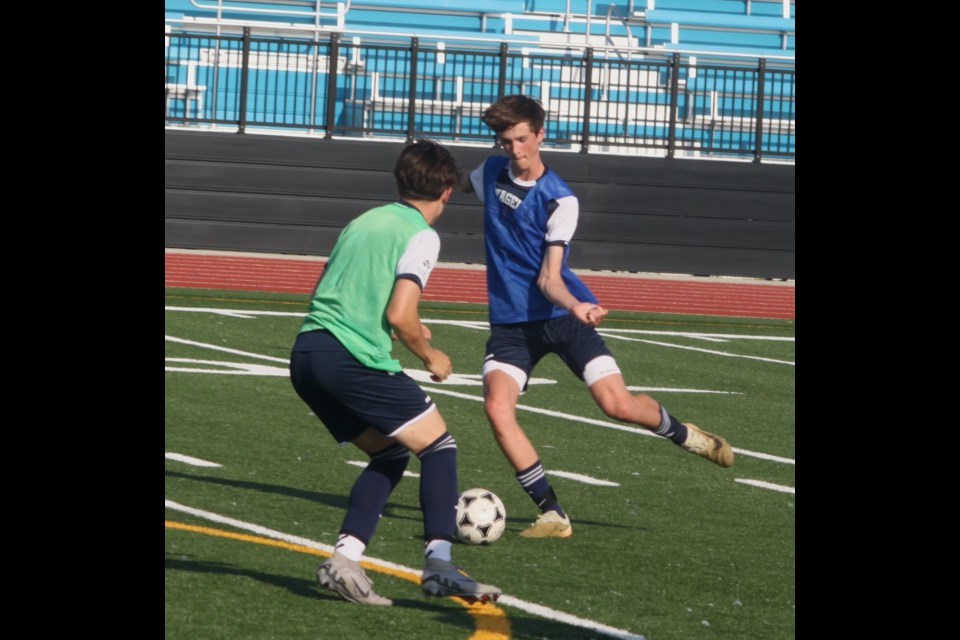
[390,597,625,640]
[166,469,638,533]
[165,557,633,638]
[503,517,641,534]
[165,469,420,519]
[165,556,319,599]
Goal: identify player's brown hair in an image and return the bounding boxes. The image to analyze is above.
[394,139,462,200]
[480,94,545,134]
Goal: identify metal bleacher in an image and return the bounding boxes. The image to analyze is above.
[165,1,795,279]
[165,0,795,161]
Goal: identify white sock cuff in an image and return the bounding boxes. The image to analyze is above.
[424,539,452,562]
[335,533,366,562]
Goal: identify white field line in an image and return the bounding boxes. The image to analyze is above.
[496,595,644,640]
[165,335,288,364]
[165,306,303,318]
[166,358,288,376]
[166,320,794,466]
[735,478,795,494]
[601,333,795,366]
[547,470,619,487]
[421,319,490,331]
[165,452,222,468]
[599,328,795,342]
[166,357,738,394]
[165,307,489,330]
[404,370,484,387]
[164,307,792,343]
[421,386,795,466]
[404,369,556,387]
[349,461,617,486]
[655,334,728,343]
[600,330,728,343]
[626,386,743,395]
[347,460,420,478]
[342,461,617,486]
[164,499,647,640]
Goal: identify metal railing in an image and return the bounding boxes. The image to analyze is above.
[164,28,795,161]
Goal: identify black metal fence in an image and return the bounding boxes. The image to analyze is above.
[165,29,795,161]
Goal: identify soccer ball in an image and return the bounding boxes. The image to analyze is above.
[456,488,507,545]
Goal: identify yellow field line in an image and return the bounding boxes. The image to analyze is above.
[165,520,511,639]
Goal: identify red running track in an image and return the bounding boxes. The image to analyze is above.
[165,251,795,320]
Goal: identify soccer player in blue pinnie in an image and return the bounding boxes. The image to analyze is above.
[466,95,735,539]
[289,140,500,605]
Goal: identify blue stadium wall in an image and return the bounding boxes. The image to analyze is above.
[164,130,794,279]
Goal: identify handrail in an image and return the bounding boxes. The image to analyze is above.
[165,26,795,161]
[167,16,794,66]
[168,15,540,47]
[348,2,511,17]
[604,3,636,60]
[189,0,350,22]
[585,0,591,44]
[661,44,794,62]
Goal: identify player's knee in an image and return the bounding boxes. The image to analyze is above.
[416,432,457,459]
[597,394,635,422]
[369,442,410,467]
[484,396,515,428]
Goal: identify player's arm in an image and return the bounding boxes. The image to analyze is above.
[464,163,485,198]
[390,324,431,341]
[386,280,451,381]
[537,246,607,327]
[536,196,607,326]
[387,229,450,380]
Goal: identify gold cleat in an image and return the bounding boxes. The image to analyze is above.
[681,423,735,468]
[518,510,573,538]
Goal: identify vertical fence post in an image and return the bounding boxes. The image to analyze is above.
[407,37,420,142]
[325,32,341,139]
[238,27,251,134]
[489,42,509,148]
[497,42,508,100]
[666,52,680,158]
[164,51,170,121]
[580,47,594,153]
[308,36,320,134]
[753,57,766,163]
[211,35,221,126]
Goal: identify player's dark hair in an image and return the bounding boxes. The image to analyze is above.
[481,94,545,134]
[394,139,462,200]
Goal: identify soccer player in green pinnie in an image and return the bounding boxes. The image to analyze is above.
[290,140,500,605]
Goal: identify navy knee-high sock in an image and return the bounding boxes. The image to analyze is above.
[416,433,458,542]
[653,404,689,445]
[517,460,565,517]
[340,442,409,544]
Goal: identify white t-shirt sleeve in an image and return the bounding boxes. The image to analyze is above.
[396,229,441,289]
[545,195,579,244]
[469,162,485,203]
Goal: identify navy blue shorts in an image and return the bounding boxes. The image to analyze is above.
[483,314,616,391]
[289,329,436,443]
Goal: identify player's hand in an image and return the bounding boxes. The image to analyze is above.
[571,302,608,327]
[424,349,452,382]
[586,304,608,326]
[421,324,433,341]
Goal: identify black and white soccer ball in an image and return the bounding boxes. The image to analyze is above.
[455,488,507,545]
